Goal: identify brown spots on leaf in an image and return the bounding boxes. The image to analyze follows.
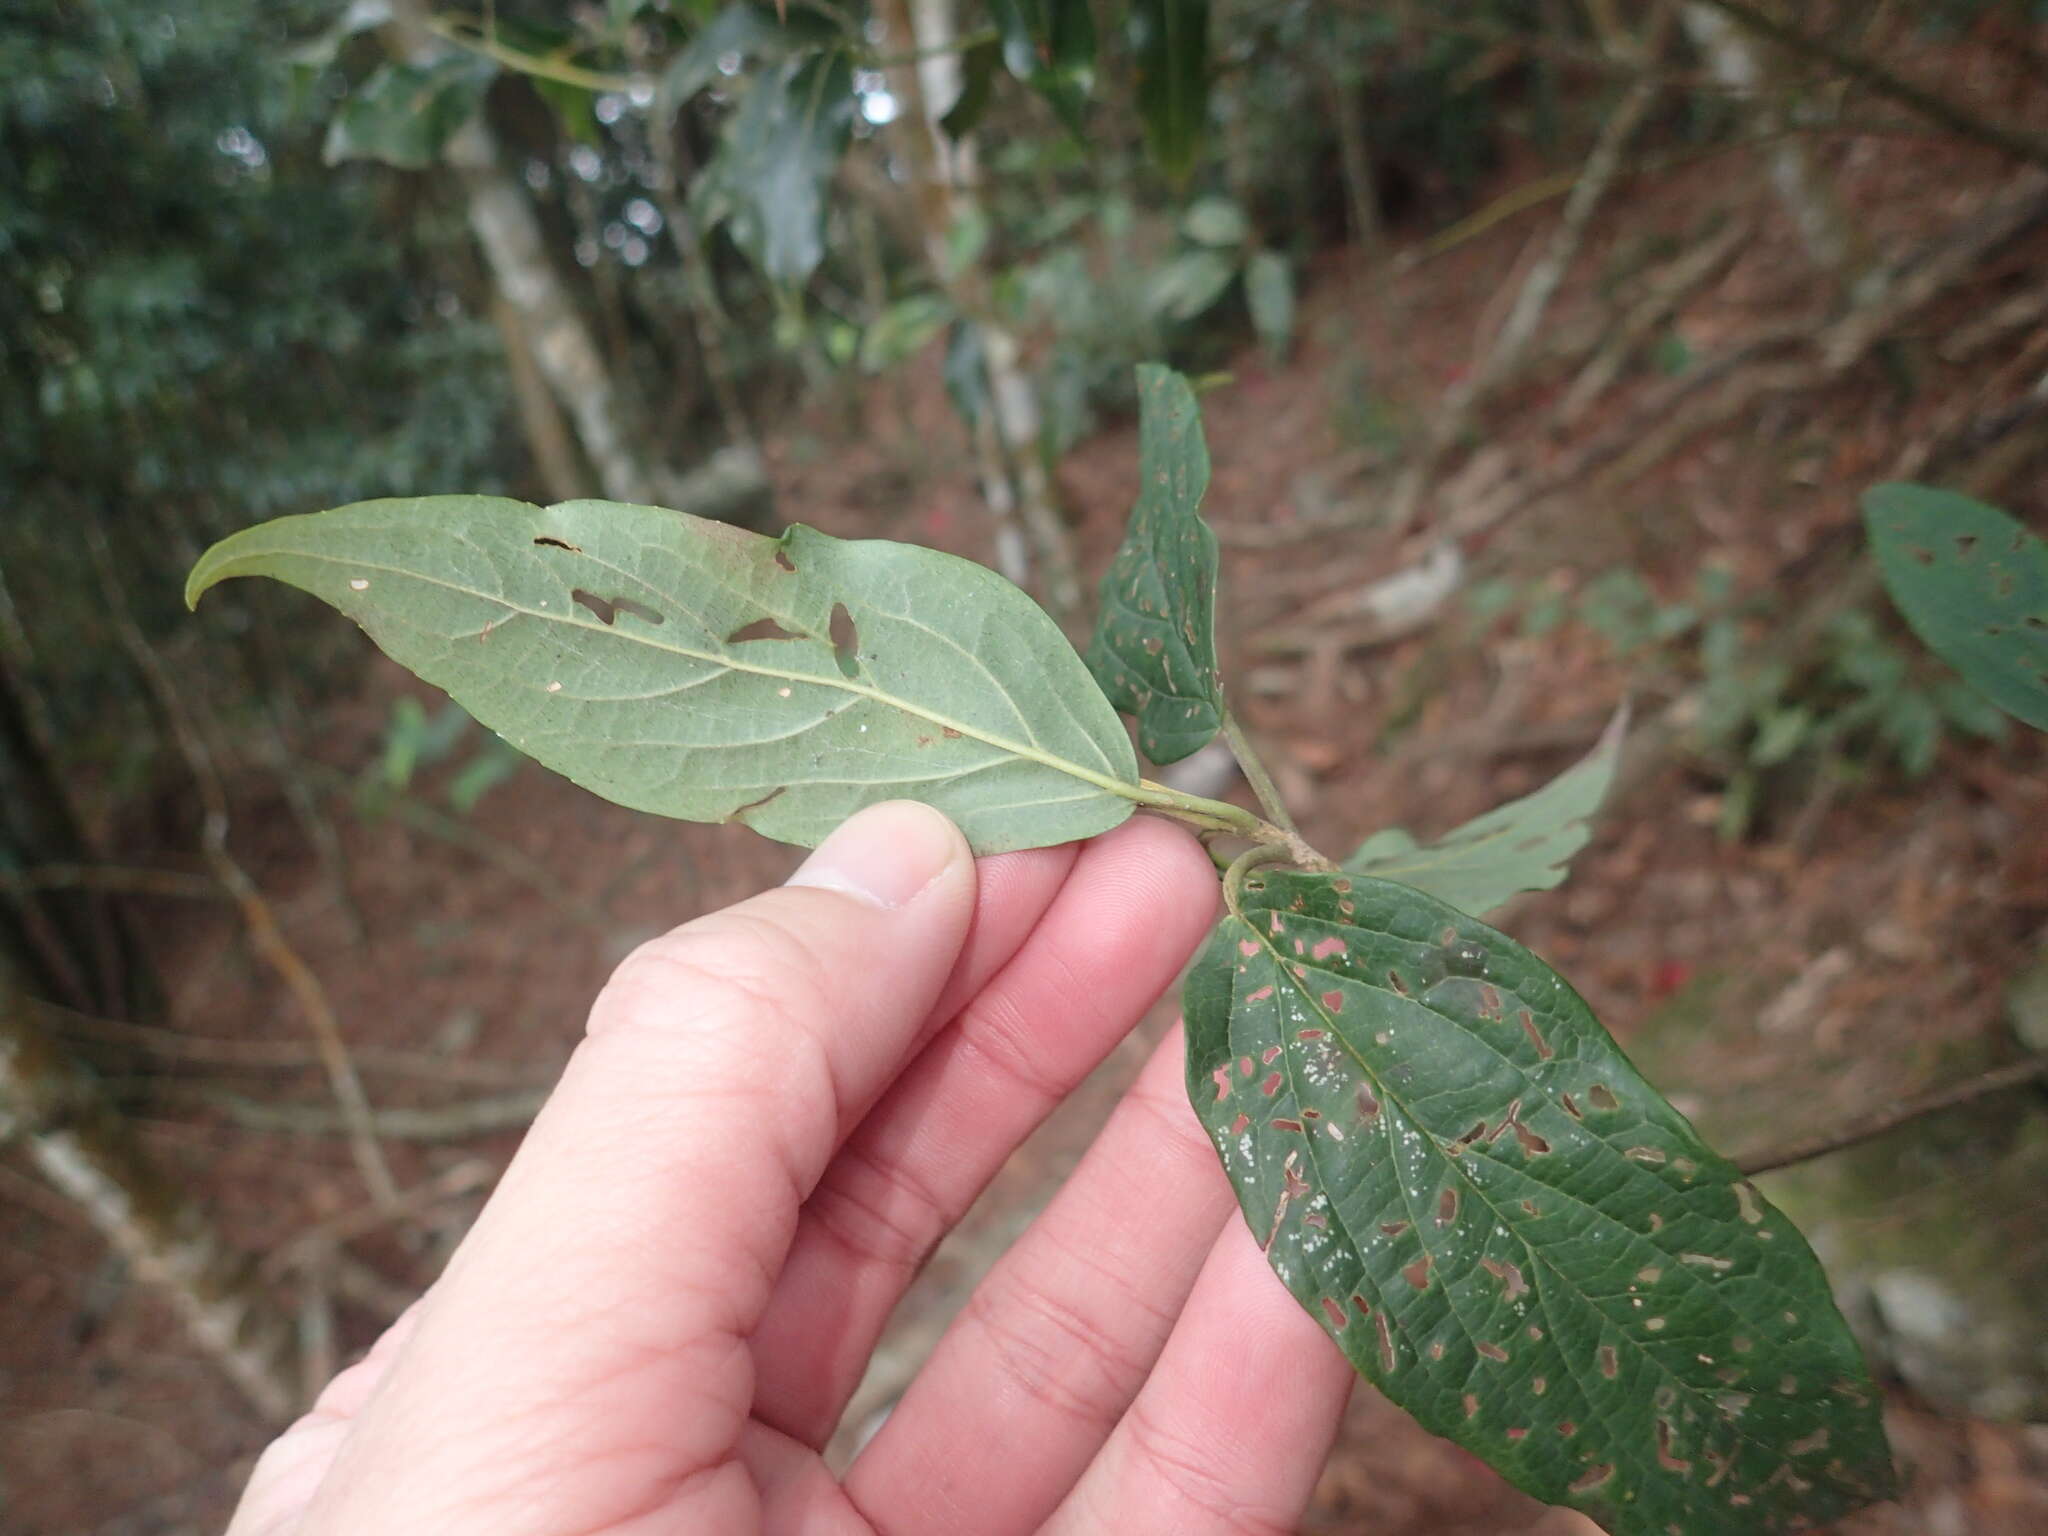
[1296,1028,1325,1041]
[573,589,665,626]
[1374,1311,1396,1373]
[1645,1317,1667,1332]
[1228,1112,1249,1135]
[1464,1393,1480,1419]
[828,601,859,678]
[1211,1068,1232,1102]
[1598,1345,1619,1379]
[1655,1420,1693,1476]
[1321,1297,1348,1329]
[1636,1266,1663,1284]
[1788,1428,1830,1456]
[773,546,797,572]
[941,726,961,739]
[1684,1253,1734,1274]
[1733,1181,1766,1225]
[727,615,803,643]
[1478,984,1503,1019]
[725,785,787,825]
[1558,1420,1577,1437]
[1386,970,1410,996]
[1321,989,1345,1012]
[1239,1056,1254,1077]
[1238,939,1260,957]
[1588,1082,1620,1112]
[1402,1255,1434,1290]
[1517,1008,1553,1059]
[1312,935,1346,960]
[1271,1118,1305,1134]
[1569,1463,1616,1495]
[1262,1045,1283,1064]
[1429,1340,1445,1361]
[531,535,582,551]
[1625,1146,1668,1165]
[1559,1092,1582,1119]
[1380,1220,1410,1237]
[1351,1294,1372,1318]
[1260,1071,1283,1097]
[1246,984,1275,1001]
[1437,1189,1459,1227]
[1520,1199,1540,1216]
[1532,1376,1548,1395]
[1355,1082,1381,1126]
[1475,1340,1509,1362]
[1480,1257,1529,1299]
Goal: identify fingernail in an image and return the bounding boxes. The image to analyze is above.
[786,801,961,909]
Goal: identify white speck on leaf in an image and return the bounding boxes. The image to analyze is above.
[547,681,562,693]
[349,578,369,590]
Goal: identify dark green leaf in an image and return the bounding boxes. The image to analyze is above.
[323,55,498,170]
[941,37,1002,140]
[1186,870,1894,1536]
[693,51,856,286]
[859,293,954,372]
[1129,0,1210,181]
[531,75,602,146]
[1086,364,1224,764]
[1244,248,1295,362]
[1862,482,2048,730]
[186,497,1139,853]
[657,0,840,124]
[1346,709,1627,918]
[989,0,1097,134]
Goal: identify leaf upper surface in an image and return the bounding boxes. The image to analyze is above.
[1085,364,1225,764]
[1862,482,2048,730]
[1346,708,1627,917]
[186,497,1138,852]
[1186,870,1892,1535]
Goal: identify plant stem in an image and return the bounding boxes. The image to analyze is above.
[1130,777,1334,872]
[1221,709,1300,836]
[1736,1055,2048,1176]
[426,15,644,93]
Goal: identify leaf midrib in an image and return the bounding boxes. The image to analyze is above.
[235,547,1139,802]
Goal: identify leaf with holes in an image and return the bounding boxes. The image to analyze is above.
[1346,707,1628,918]
[185,497,1140,853]
[1186,868,1893,1536]
[1862,482,2048,730]
[1085,364,1224,764]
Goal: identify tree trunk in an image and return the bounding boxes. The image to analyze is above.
[490,291,592,501]
[1,966,298,1422]
[878,0,1080,617]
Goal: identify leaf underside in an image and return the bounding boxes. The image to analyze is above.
[1346,706,1628,919]
[1185,870,1893,1536]
[1862,481,2048,731]
[1085,364,1225,764]
[186,496,1138,853]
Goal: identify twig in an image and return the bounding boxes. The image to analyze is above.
[0,865,224,901]
[1737,1057,2048,1176]
[1220,711,1301,837]
[1690,0,2048,170]
[82,518,397,1209]
[197,1086,549,1142]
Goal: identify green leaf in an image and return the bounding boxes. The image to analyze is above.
[1244,247,1295,362]
[1145,248,1235,322]
[1862,482,2048,730]
[859,293,954,373]
[941,37,1001,141]
[1186,870,1894,1536]
[1129,0,1210,181]
[657,1,839,123]
[693,51,856,287]
[1085,365,1224,764]
[186,497,1139,853]
[1181,195,1249,247]
[323,55,498,170]
[989,0,1097,135]
[1346,709,1627,918]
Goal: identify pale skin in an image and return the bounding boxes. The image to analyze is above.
[229,800,1356,1535]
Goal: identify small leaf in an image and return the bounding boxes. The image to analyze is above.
[692,50,855,286]
[940,36,1001,141]
[1862,482,2048,730]
[1145,248,1236,322]
[988,0,1096,135]
[1129,0,1210,181]
[1086,365,1224,764]
[323,55,497,170]
[1186,870,1894,1536]
[1244,247,1295,362]
[186,497,1139,853]
[657,0,838,124]
[1346,708,1628,917]
[1180,195,1249,247]
[859,292,954,373]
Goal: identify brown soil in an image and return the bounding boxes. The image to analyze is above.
[9,43,2048,1534]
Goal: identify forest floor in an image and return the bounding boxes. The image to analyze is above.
[9,101,2048,1536]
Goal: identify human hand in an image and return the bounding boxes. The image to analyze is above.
[230,801,1355,1535]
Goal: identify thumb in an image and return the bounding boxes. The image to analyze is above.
[302,801,977,1533]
